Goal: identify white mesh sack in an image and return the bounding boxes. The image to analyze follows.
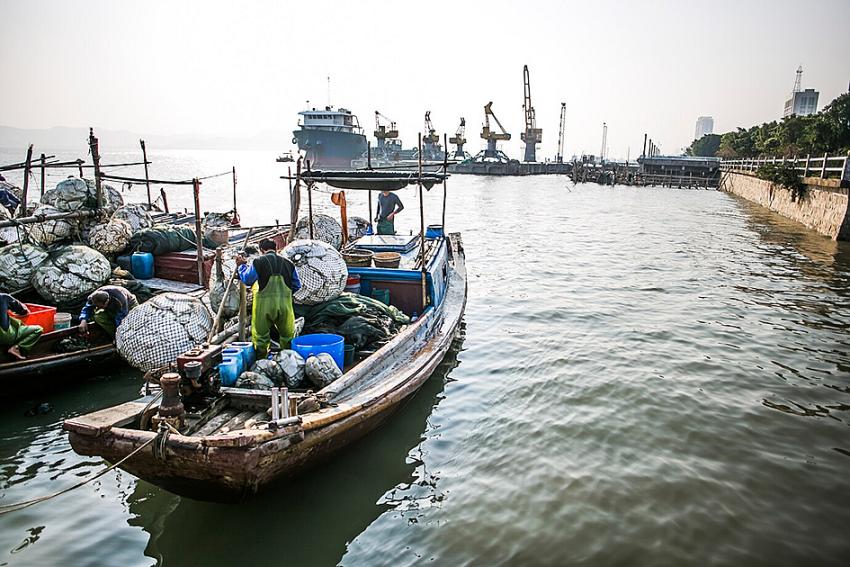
[29,205,76,246]
[294,214,343,249]
[282,239,348,305]
[0,206,19,245]
[111,204,153,232]
[305,352,343,388]
[116,293,212,371]
[348,216,370,240]
[42,177,99,212]
[87,218,132,255]
[274,349,305,388]
[85,179,123,215]
[31,245,111,303]
[0,243,49,290]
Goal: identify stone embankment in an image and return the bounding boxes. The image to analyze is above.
[721,171,850,240]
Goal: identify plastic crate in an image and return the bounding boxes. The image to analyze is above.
[9,303,56,333]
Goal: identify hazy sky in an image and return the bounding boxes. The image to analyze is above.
[1,0,849,158]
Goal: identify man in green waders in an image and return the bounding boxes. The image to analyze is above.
[79,285,139,337]
[0,293,43,360]
[375,190,404,235]
[236,239,301,358]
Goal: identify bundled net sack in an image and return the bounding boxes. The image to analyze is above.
[85,179,123,215]
[274,349,305,388]
[235,371,275,390]
[87,219,132,255]
[0,243,49,290]
[283,239,348,306]
[209,248,246,319]
[294,214,343,249]
[250,358,284,385]
[32,245,111,303]
[305,352,342,388]
[112,204,153,232]
[29,205,76,245]
[348,216,370,240]
[116,293,212,371]
[0,206,20,245]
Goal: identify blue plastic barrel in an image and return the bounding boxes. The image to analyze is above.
[231,342,255,367]
[131,252,154,280]
[222,347,246,373]
[291,333,345,371]
[426,224,444,239]
[218,356,240,386]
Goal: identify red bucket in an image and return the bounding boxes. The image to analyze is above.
[9,303,57,333]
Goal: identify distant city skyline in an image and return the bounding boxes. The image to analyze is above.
[1,0,850,159]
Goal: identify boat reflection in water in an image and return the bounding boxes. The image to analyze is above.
[125,329,465,566]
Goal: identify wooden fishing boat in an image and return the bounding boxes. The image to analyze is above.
[64,232,466,501]
[0,324,117,391]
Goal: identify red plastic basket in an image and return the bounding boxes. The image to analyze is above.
[9,303,56,333]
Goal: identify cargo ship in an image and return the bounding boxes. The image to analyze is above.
[291,106,368,169]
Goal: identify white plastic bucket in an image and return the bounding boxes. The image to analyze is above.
[54,312,72,330]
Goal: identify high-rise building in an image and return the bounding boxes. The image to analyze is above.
[783,66,819,117]
[694,116,714,140]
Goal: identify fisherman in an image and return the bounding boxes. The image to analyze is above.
[0,293,43,360]
[374,190,404,235]
[79,285,139,337]
[235,238,301,358]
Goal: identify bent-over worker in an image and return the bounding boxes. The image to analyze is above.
[79,285,139,337]
[0,293,43,360]
[236,238,301,358]
[375,190,404,235]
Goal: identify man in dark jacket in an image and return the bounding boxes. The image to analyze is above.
[375,190,404,235]
[236,239,301,357]
[0,293,43,360]
[79,285,139,337]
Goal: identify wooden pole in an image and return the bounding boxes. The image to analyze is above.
[160,188,170,213]
[306,160,314,239]
[77,159,84,178]
[140,139,152,207]
[39,153,46,197]
[418,133,427,312]
[289,161,301,242]
[20,144,33,217]
[88,129,103,212]
[207,227,253,342]
[192,178,205,286]
[442,133,448,235]
[238,282,247,341]
[232,166,238,218]
[368,189,373,232]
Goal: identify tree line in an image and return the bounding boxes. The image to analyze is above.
[687,93,850,159]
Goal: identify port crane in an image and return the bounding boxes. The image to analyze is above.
[521,65,542,162]
[556,102,566,163]
[449,118,468,159]
[374,111,398,150]
[479,101,512,162]
[422,111,442,159]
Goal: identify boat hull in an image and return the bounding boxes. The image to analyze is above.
[292,128,367,169]
[67,235,467,501]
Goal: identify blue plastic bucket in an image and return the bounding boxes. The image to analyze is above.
[425,224,444,239]
[218,356,240,386]
[222,347,246,373]
[231,342,255,367]
[131,252,154,280]
[291,333,345,371]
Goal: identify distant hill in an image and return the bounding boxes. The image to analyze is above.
[0,125,291,151]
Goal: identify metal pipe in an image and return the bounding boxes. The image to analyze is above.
[281,388,290,418]
[271,388,281,421]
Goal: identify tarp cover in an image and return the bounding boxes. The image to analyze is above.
[128,224,216,255]
[294,292,410,350]
[282,239,348,306]
[116,292,212,371]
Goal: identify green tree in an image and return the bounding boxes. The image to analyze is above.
[686,133,721,156]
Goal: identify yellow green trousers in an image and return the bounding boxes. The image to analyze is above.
[0,318,43,353]
[252,276,295,358]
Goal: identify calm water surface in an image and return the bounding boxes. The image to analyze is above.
[1,149,849,566]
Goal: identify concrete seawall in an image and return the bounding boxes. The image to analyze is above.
[721,171,850,240]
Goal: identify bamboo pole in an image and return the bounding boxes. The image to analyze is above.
[192,178,205,286]
[418,133,427,312]
[77,160,84,178]
[442,133,448,235]
[306,160,314,239]
[368,142,373,229]
[232,166,238,219]
[160,188,170,213]
[140,139,152,207]
[207,227,253,342]
[39,153,46,197]
[238,282,247,341]
[0,209,95,229]
[20,145,33,217]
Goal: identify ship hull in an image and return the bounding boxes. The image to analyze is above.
[292,128,367,169]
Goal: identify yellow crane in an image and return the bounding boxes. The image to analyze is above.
[449,118,467,158]
[521,65,542,162]
[374,111,399,142]
[423,111,439,144]
[481,102,511,159]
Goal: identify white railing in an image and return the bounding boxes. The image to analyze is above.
[721,153,850,181]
